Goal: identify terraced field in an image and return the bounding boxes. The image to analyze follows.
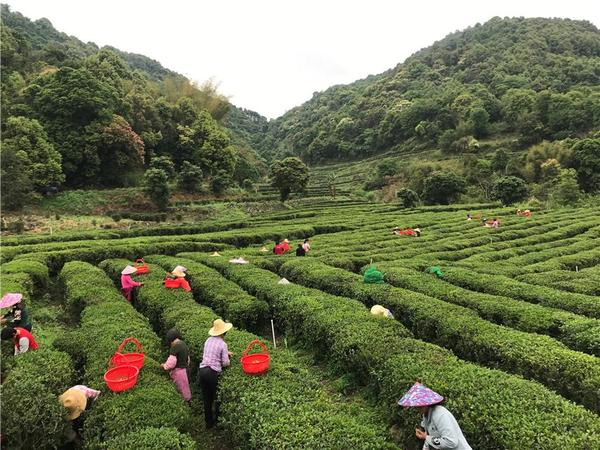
[2,199,599,450]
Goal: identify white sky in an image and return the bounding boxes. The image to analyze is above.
[5,0,599,119]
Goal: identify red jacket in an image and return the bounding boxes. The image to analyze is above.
[274,244,285,255]
[164,277,192,292]
[280,242,290,253]
[14,327,39,351]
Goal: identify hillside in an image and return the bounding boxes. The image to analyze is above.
[259,17,600,163]
[1,4,270,209]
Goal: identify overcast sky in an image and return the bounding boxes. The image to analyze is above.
[5,0,599,119]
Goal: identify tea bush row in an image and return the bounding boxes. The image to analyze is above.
[189,253,600,450]
[100,258,400,449]
[276,259,600,411]
[58,261,193,449]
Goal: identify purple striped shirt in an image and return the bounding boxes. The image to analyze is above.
[199,336,230,373]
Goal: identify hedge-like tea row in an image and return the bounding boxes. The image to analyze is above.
[14,241,229,275]
[145,255,270,332]
[518,268,600,296]
[1,349,75,449]
[100,258,400,449]
[275,259,600,412]
[442,267,600,318]
[375,263,600,356]
[58,262,193,449]
[0,260,50,294]
[188,253,600,450]
[1,219,250,246]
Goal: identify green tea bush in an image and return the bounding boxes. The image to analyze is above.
[189,254,600,449]
[276,259,600,411]
[377,264,600,356]
[443,267,600,318]
[59,262,192,448]
[146,255,270,332]
[0,260,49,292]
[102,427,196,450]
[100,257,399,449]
[1,349,75,450]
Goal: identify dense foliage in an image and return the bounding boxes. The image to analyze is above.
[261,17,600,164]
[0,5,267,209]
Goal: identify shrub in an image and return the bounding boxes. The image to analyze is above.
[103,427,196,450]
[1,350,75,450]
[192,255,600,449]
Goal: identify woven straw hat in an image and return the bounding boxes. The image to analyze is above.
[210,251,222,257]
[59,388,87,420]
[209,319,233,336]
[172,268,186,278]
[121,265,137,275]
[370,305,390,317]
[172,265,187,273]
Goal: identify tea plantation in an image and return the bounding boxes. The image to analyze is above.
[2,199,599,450]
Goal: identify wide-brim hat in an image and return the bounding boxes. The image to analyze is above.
[370,305,390,317]
[121,265,137,275]
[210,251,222,257]
[398,382,444,407]
[59,388,87,420]
[259,246,269,253]
[172,265,187,274]
[229,257,249,264]
[209,319,233,336]
[278,278,291,285]
[0,293,23,309]
[172,269,186,278]
[283,239,289,243]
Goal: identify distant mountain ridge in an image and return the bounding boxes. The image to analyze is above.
[256,17,600,163]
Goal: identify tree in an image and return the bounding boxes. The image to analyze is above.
[149,156,175,179]
[421,171,466,205]
[548,169,582,206]
[210,169,232,195]
[270,157,309,201]
[571,138,600,192]
[88,115,145,187]
[326,173,339,199]
[1,146,33,210]
[1,116,64,191]
[469,107,489,138]
[144,168,170,210]
[491,149,510,173]
[491,176,529,205]
[396,188,419,208]
[177,161,203,193]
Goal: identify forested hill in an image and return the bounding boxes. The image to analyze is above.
[1,4,270,208]
[0,5,177,80]
[260,17,600,163]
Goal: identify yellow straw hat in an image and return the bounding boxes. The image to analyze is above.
[210,251,222,257]
[59,388,87,420]
[172,268,186,278]
[209,319,233,336]
[259,246,269,253]
[370,305,390,317]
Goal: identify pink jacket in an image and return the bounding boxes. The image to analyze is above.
[121,274,142,290]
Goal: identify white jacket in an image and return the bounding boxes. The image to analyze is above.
[421,405,472,450]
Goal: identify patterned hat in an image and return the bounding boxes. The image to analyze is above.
[0,293,23,309]
[398,382,444,407]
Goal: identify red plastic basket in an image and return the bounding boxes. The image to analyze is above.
[104,365,139,392]
[110,337,145,370]
[240,339,270,375]
[134,258,149,274]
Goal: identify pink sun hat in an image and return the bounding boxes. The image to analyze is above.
[398,382,444,407]
[0,293,23,309]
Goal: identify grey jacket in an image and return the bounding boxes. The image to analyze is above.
[421,405,472,450]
